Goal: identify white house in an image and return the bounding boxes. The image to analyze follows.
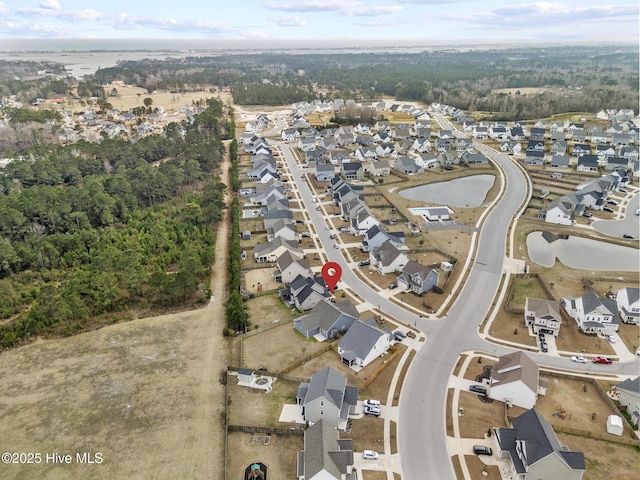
[369,240,409,275]
[562,290,621,333]
[488,351,543,409]
[616,287,640,325]
[338,318,392,370]
[616,377,640,427]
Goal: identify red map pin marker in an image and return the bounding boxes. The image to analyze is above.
[321,262,342,293]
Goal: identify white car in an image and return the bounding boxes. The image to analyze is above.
[362,450,379,460]
[604,333,616,343]
[363,399,381,408]
[570,356,587,363]
[333,244,340,249]
[364,406,381,417]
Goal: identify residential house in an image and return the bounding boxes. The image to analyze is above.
[393,156,423,174]
[293,299,359,340]
[620,145,639,162]
[329,150,350,165]
[527,140,545,153]
[510,126,525,141]
[488,351,544,409]
[538,197,581,225]
[296,420,354,480]
[572,144,591,157]
[376,143,396,158]
[550,130,566,142]
[354,147,377,162]
[349,206,379,236]
[455,137,474,153]
[266,218,297,242]
[435,137,451,152]
[550,155,570,169]
[500,141,522,155]
[611,133,632,147]
[298,137,316,152]
[342,162,364,181]
[361,225,404,252]
[306,150,326,166]
[524,298,562,336]
[524,150,544,166]
[366,160,391,177]
[315,164,336,182]
[615,378,640,427]
[550,140,567,156]
[319,137,339,150]
[576,155,598,172]
[296,367,358,430]
[437,151,458,166]
[372,131,392,143]
[338,318,393,370]
[275,250,312,285]
[396,260,439,295]
[413,137,432,153]
[369,240,409,275]
[530,127,546,140]
[605,156,629,171]
[616,287,640,325]
[489,126,509,141]
[461,151,489,165]
[254,237,303,263]
[562,290,621,333]
[285,274,332,312]
[494,408,585,480]
[595,144,616,162]
[415,153,438,170]
[355,134,375,147]
[473,126,489,139]
[571,129,587,143]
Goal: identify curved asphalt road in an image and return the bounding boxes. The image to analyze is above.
[270,121,639,479]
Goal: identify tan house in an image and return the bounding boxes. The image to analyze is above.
[524,298,562,336]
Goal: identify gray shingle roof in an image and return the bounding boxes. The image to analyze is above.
[338,319,389,362]
[300,420,354,480]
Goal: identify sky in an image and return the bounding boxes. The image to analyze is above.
[0,0,638,45]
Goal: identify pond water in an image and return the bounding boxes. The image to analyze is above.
[526,231,640,271]
[398,174,495,208]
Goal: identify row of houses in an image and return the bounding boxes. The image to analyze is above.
[538,169,628,225]
[525,287,639,339]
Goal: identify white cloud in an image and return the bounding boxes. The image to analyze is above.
[40,0,61,10]
[271,15,307,26]
[443,2,639,29]
[0,2,9,16]
[263,0,357,12]
[349,5,403,16]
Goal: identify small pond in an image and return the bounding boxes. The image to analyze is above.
[399,174,495,208]
[526,231,639,271]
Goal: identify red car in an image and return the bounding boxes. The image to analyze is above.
[592,356,613,364]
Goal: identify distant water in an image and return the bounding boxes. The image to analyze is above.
[399,174,495,208]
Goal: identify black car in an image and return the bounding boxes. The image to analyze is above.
[469,384,487,395]
[623,234,634,239]
[582,212,592,218]
[541,343,548,353]
[358,260,370,267]
[603,207,615,213]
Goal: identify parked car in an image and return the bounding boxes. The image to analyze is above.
[388,283,398,290]
[570,356,587,363]
[358,260,370,267]
[603,207,615,213]
[329,234,335,239]
[363,399,381,408]
[540,342,548,353]
[362,450,379,460]
[315,206,321,211]
[473,445,493,456]
[339,227,350,232]
[364,406,381,417]
[592,356,613,364]
[582,212,592,218]
[301,232,311,238]
[393,330,407,339]
[604,333,616,343]
[469,384,487,395]
[606,200,618,205]
[623,234,634,239]
[619,188,628,194]
[333,244,340,249]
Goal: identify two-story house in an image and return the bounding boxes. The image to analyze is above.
[562,290,621,333]
[524,298,562,336]
[396,261,439,295]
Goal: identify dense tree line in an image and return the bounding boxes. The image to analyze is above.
[0,99,231,348]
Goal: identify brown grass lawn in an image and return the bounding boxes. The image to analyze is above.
[462,356,493,381]
[242,324,328,372]
[343,416,385,453]
[361,344,406,401]
[488,309,538,348]
[392,349,415,407]
[245,294,298,328]
[618,322,640,354]
[227,377,299,427]
[458,392,526,438]
[557,433,640,480]
[464,455,501,480]
[244,269,279,294]
[227,432,302,480]
[362,471,388,480]
[535,377,632,437]
[446,389,455,436]
[555,323,616,356]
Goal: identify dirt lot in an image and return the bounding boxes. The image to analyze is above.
[244,268,279,294]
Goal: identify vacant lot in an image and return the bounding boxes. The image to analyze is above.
[227,377,299,427]
[0,307,230,480]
